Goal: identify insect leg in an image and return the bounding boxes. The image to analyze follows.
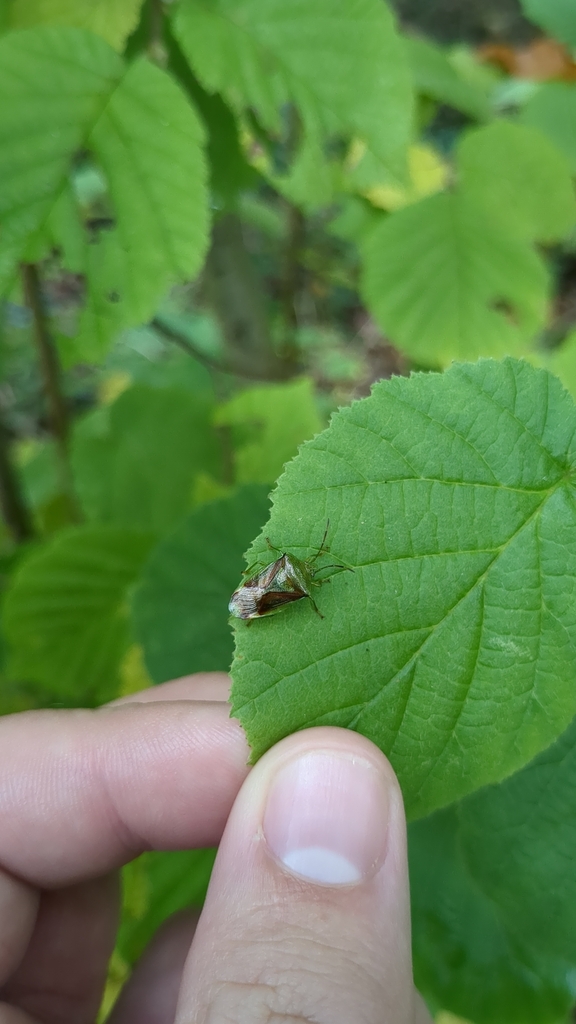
[308,593,325,619]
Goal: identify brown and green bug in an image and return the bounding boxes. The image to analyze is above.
[228,522,353,621]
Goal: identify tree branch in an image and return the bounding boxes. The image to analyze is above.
[21,262,81,521]
[0,417,35,543]
[151,314,300,383]
[202,213,301,380]
[279,202,305,361]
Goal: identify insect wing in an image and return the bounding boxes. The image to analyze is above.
[229,554,310,619]
[255,588,307,615]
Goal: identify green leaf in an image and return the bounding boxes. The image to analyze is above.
[410,808,576,1024]
[0,28,119,291]
[3,526,154,704]
[404,35,492,121]
[230,359,576,819]
[459,714,576,964]
[118,848,216,964]
[88,55,208,311]
[458,121,576,243]
[215,378,323,485]
[541,330,576,401]
[521,84,576,175]
[173,0,413,183]
[8,0,145,50]
[520,0,576,48]
[132,485,270,682]
[72,385,221,534]
[0,27,208,327]
[361,190,548,365]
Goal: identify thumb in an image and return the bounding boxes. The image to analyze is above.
[175,727,431,1024]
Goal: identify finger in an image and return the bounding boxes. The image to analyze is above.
[109,673,231,705]
[0,875,119,1024]
[0,699,248,888]
[0,871,38,983]
[108,910,199,1024]
[0,1005,39,1024]
[176,727,430,1024]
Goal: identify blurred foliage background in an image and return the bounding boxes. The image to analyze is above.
[2,0,576,1020]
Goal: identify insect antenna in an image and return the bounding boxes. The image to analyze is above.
[310,519,331,562]
[308,594,325,618]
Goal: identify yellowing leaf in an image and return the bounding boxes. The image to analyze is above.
[119,643,152,696]
[9,0,144,51]
[363,143,449,211]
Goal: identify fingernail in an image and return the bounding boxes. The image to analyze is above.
[263,751,389,885]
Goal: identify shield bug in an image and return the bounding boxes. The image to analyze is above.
[228,522,353,621]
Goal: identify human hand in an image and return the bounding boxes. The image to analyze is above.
[0,673,432,1024]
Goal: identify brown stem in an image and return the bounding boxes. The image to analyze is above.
[0,417,35,543]
[148,0,167,66]
[280,202,305,360]
[21,262,81,521]
[202,213,301,380]
[151,314,299,382]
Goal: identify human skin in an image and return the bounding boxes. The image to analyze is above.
[0,673,433,1024]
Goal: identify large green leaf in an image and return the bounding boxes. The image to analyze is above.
[520,0,576,48]
[3,526,154,704]
[521,84,576,175]
[361,190,548,365]
[132,485,270,682]
[361,118,575,366]
[457,121,576,243]
[72,385,221,534]
[0,27,208,339]
[214,379,324,485]
[173,0,412,182]
[410,808,576,1024]
[8,0,144,50]
[230,359,576,819]
[459,714,576,964]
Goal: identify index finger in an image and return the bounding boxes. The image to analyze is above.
[0,677,250,888]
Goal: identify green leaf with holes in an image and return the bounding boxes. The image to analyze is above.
[0,26,208,344]
[360,120,576,365]
[173,0,412,183]
[362,189,548,365]
[230,359,576,819]
[3,526,154,705]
